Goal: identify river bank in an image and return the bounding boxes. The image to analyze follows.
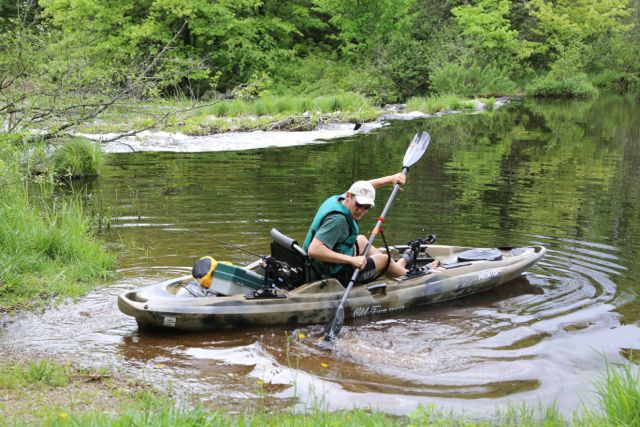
[1,352,637,426]
[77,96,508,153]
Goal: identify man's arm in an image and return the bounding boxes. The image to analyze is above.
[307,215,367,269]
[368,173,405,189]
[308,238,363,268]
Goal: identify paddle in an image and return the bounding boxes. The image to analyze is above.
[323,131,431,342]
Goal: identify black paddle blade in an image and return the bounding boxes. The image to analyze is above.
[402,131,430,168]
[323,305,345,342]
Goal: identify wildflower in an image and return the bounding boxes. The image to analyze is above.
[320,362,329,368]
[297,332,306,340]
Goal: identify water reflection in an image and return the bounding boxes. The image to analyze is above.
[2,95,640,417]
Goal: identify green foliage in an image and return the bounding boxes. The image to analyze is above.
[406,95,476,114]
[527,74,598,99]
[452,0,535,68]
[50,138,104,179]
[2,0,640,134]
[430,62,518,97]
[312,0,413,58]
[590,71,640,94]
[527,0,632,54]
[209,93,375,116]
[527,43,599,98]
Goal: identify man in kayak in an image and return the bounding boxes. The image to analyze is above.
[302,174,414,286]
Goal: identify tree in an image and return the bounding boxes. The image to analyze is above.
[526,0,632,56]
[451,0,535,69]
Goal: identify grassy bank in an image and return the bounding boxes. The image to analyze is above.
[0,142,115,312]
[74,93,496,137]
[1,356,638,426]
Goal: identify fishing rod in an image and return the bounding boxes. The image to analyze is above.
[167,227,265,259]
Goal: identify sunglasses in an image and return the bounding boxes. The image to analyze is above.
[355,201,372,211]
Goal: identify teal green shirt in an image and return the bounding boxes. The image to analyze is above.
[303,195,359,279]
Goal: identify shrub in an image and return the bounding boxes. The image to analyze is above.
[590,71,640,94]
[430,62,517,97]
[50,138,104,178]
[527,73,599,99]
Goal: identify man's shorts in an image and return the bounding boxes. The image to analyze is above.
[336,256,376,287]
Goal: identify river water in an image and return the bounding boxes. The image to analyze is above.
[2,95,640,418]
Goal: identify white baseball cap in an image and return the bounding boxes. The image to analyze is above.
[347,180,375,207]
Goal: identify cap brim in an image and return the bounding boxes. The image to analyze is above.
[355,195,375,207]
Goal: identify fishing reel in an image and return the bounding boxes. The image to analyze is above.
[406,234,437,275]
[258,256,303,295]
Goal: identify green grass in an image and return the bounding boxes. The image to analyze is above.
[207,93,376,116]
[527,73,599,99]
[2,357,638,426]
[50,138,104,178]
[0,360,70,389]
[406,95,478,114]
[589,361,640,425]
[74,93,382,135]
[0,145,115,311]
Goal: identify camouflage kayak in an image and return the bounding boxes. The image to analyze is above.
[118,231,546,331]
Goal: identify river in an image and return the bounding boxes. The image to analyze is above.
[2,94,639,418]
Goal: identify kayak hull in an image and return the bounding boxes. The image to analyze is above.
[118,245,546,331]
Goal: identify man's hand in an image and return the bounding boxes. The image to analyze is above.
[349,255,368,269]
[389,172,406,186]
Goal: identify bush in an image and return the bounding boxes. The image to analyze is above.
[527,73,599,99]
[267,55,398,104]
[50,138,104,178]
[430,62,517,97]
[590,71,640,94]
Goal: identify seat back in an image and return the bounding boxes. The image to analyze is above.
[269,228,311,285]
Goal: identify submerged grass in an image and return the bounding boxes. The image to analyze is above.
[2,356,638,426]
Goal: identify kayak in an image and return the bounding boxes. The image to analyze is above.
[118,229,546,331]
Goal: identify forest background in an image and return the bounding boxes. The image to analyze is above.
[2,0,640,144]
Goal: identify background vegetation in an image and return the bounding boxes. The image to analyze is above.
[1,0,640,143]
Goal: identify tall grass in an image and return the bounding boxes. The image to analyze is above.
[406,95,477,114]
[50,138,104,178]
[589,361,640,425]
[208,93,375,116]
[0,144,114,310]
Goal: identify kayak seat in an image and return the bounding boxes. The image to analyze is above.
[457,248,503,262]
[270,228,311,286]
